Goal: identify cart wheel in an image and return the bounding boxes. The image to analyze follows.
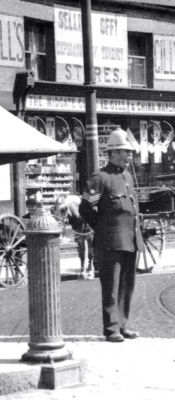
[0,214,27,288]
[136,218,165,273]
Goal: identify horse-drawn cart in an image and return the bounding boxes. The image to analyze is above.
[136,184,175,273]
[0,214,27,288]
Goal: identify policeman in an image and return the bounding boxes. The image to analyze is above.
[79,127,144,342]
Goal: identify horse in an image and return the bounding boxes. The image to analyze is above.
[55,195,95,278]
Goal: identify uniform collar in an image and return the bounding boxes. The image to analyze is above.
[108,162,124,174]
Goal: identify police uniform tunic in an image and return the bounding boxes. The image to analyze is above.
[80,162,143,252]
[79,162,144,337]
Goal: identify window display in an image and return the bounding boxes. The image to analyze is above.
[25,155,75,210]
[98,118,175,187]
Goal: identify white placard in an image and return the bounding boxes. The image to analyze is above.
[140,121,149,164]
[46,117,55,139]
[0,164,11,200]
[46,118,56,164]
[26,94,175,116]
[154,34,175,80]
[153,121,162,163]
[54,5,128,86]
[98,134,109,150]
[0,14,24,67]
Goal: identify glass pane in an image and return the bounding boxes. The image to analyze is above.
[34,25,45,53]
[128,56,146,87]
[25,30,34,54]
[36,55,46,80]
[25,23,45,53]
[25,25,30,51]
[128,35,146,56]
[25,53,31,69]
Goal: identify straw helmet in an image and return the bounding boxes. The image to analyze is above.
[105,127,134,152]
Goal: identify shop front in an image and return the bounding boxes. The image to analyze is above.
[24,84,175,196]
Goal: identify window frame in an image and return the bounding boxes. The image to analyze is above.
[128,32,153,89]
[24,18,55,82]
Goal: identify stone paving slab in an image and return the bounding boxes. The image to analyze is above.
[0,339,175,399]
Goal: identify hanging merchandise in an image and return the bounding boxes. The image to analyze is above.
[36,117,46,134]
[46,118,55,139]
[55,117,76,152]
[55,116,70,143]
[140,121,149,164]
[153,121,162,164]
[151,120,174,163]
[46,118,56,164]
[127,128,140,154]
[28,116,37,128]
[27,117,38,164]
[161,121,174,152]
[72,117,85,149]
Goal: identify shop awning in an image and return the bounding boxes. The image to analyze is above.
[0,106,76,165]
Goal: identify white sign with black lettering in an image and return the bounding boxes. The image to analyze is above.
[26,95,175,116]
[154,34,175,80]
[54,5,128,86]
[0,164,11,200]
[0,14,24,67]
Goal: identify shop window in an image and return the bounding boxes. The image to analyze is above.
[25,19,55,81]
[128,33,153,88]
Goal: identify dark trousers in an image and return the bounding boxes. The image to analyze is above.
[97,249,137,336]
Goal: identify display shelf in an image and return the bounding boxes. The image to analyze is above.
[26,184,73,190]
[26,171,73,176]
[25,155,75,209]
[26,185,72,189]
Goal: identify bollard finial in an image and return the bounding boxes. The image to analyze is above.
[26,201,62,234]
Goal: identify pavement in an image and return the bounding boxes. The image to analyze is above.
[0,338,175,399]
[1,235,175,399]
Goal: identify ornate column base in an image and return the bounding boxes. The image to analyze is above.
[22,342,70,363]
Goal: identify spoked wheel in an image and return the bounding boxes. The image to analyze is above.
[136,216,165,273]
[0,214,27,288]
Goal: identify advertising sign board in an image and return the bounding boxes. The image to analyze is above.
[26,94,175,116]
[54,5,128,86]
[0,14,24,67]
[0,165,11,201]
[154,34,175,80]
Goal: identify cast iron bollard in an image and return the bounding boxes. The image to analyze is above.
[22,203,70,363]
